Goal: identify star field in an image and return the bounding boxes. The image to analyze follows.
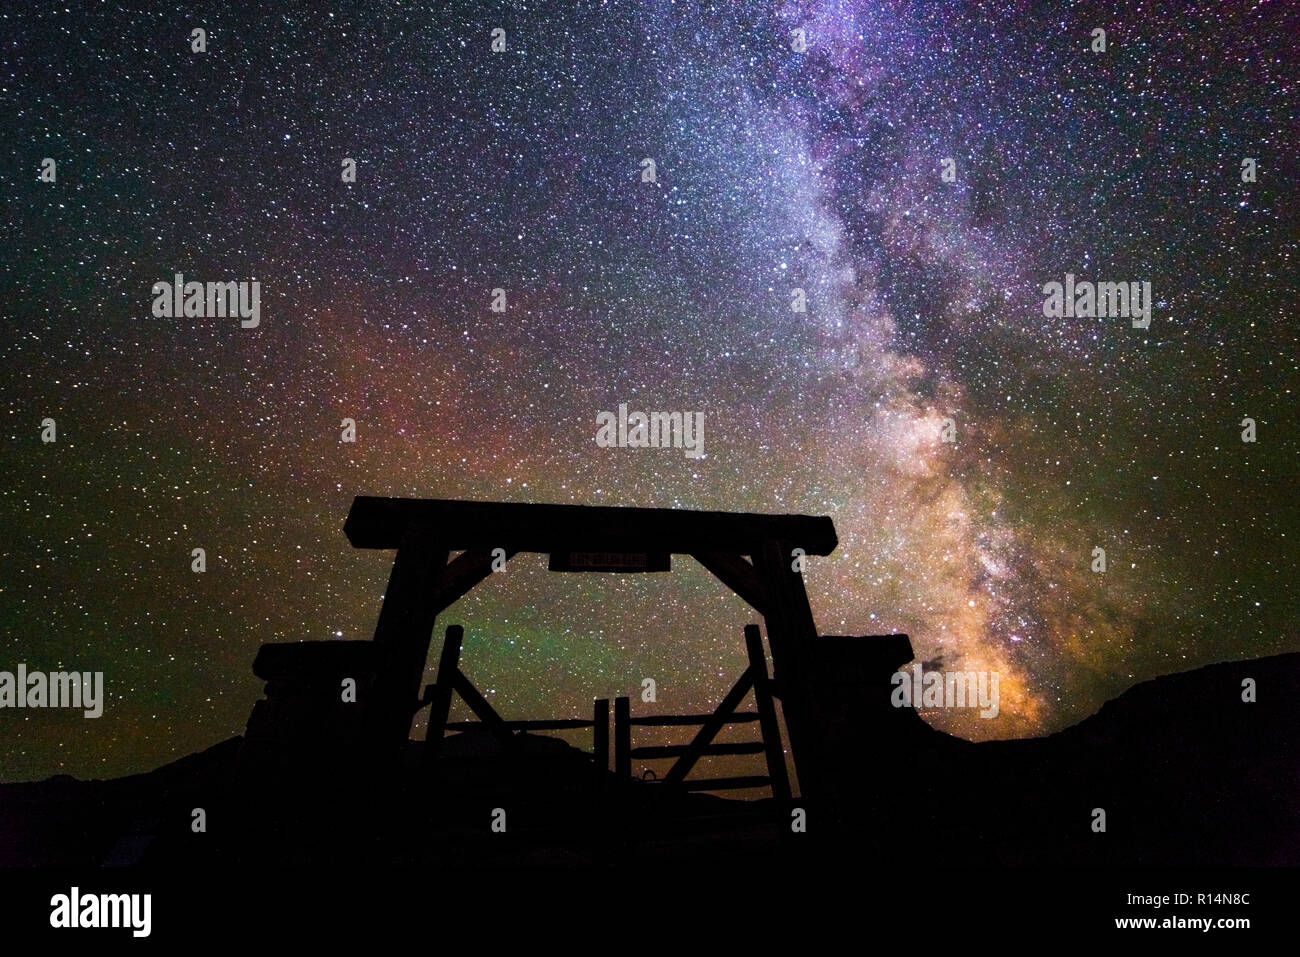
[1,0,1297,781]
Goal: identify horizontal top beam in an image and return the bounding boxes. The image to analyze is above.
[344,496,838,556]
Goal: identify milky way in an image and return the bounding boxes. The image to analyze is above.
[2,0,1297,781]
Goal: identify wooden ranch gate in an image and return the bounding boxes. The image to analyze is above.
[342,496,838,800]
[614,624,790,800]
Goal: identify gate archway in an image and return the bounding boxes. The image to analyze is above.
[342,496,838,798]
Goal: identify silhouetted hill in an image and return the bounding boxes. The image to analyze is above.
[960,652,1300,865]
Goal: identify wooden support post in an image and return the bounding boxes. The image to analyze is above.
[745,624,792,803]
[662,667,755,788]
[593,698,609,787]
[755,539,822,801]
[614,696,630,780]
[423,625,464,761]
[369,540,449,747]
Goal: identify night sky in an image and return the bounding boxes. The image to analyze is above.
[2,0,1297,783]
